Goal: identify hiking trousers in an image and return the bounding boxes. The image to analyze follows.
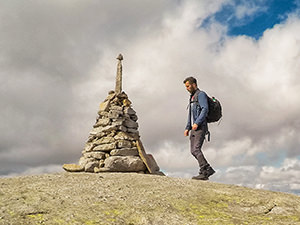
[190,128,209,170]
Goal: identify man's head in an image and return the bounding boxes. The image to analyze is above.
[183,76,198,94]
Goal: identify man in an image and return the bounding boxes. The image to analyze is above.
[183,77,215,180]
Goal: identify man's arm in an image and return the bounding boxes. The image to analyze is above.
[194,91,208,126]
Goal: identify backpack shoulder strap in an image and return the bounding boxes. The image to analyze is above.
[191,89,201,104]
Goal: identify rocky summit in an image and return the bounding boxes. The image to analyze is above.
[1,172,300,225]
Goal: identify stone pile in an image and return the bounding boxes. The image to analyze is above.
[78,90,148,173]
[63,54,163,175]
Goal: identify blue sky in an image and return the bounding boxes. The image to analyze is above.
[203,0,299,39]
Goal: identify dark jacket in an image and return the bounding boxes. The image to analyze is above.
[185,89,209,130]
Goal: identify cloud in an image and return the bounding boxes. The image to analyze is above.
[209,158,300,195]
[1,0,300,195]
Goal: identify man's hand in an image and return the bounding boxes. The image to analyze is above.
[184,130,189,136]
[192,124,198,130]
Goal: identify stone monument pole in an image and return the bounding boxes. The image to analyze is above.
[115,54,123,94]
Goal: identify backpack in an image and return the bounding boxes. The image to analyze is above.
[193,90,222,123]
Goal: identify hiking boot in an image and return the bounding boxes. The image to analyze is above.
[192,173,209,180]
[204,166,215,178]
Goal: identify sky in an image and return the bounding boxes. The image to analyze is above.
[1,0,300,195]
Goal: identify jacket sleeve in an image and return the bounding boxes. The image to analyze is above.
[185,104,192,130]
[194,92,208,126]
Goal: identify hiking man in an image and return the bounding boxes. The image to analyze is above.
[184,76,215,180]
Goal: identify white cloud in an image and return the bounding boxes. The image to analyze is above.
[1,0,300,194]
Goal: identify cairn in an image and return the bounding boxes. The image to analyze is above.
[63,54,163,175]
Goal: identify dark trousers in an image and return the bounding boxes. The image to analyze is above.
[190,128,209,170]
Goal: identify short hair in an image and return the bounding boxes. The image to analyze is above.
[183,76,197,85]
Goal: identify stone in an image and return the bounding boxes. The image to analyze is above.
[130,114,138,122]
[105,92,116,101]
[118,125,127,132]
[127,128,139,136]
[62,164,84,172]
[104,156,146,172]
[93,143,116,151]
[146,154,160,172]
[85,161,99,172]
[95,132,106,138]
[123,99,131,107]
[98,125,117,133]
[94,167,111,172]
[110,105,123,111]
[115,54,123,94]
[124,118,138,129]
[94,118,111,127]
[90,124,118,135]
[99,160,105,168]
[79,157,95,167]
[83,152,106,160]
[110,148,139,156]
[86,135,96,143]
[83,143,94,152]
[108,110,123,119]
[124,107,136,115]
[98,111,109,117]
[111,118,125,127]
[99,100,111,112]
[94,137,115,145]
[114,131,135,140]
[117,91,128,99]
[117,140,132,148]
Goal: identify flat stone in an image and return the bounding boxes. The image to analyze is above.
[111,118,125,127]
[99,100,111,112]
[83,143,94,152]
[117,140,132,148]
[146,154,160,172]
[118,125,127,132]
[93,142,116,151]
[114,131,135,140]
[94,118,111,127]
[90,125,118,135]
[127,128,139,136]
[117,92,128,99]
[124,118,138,129]
[85,161,99,172]
[62,164,84,172]
[98,111,109,117]
[104,156,146,172]
[94,167,111,172]
[78,157,95,167]
[124,107,136,115]
[83,152,106,160]
[108,110,123,119]
[130,114,138,122]
[110,148,139,156]
[105,93,116,101]
[110,105,123,111]
[94,137,115,145]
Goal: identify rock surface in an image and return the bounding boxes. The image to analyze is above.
[1,172,300,225]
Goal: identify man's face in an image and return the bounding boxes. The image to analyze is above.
[185,81,197,94]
